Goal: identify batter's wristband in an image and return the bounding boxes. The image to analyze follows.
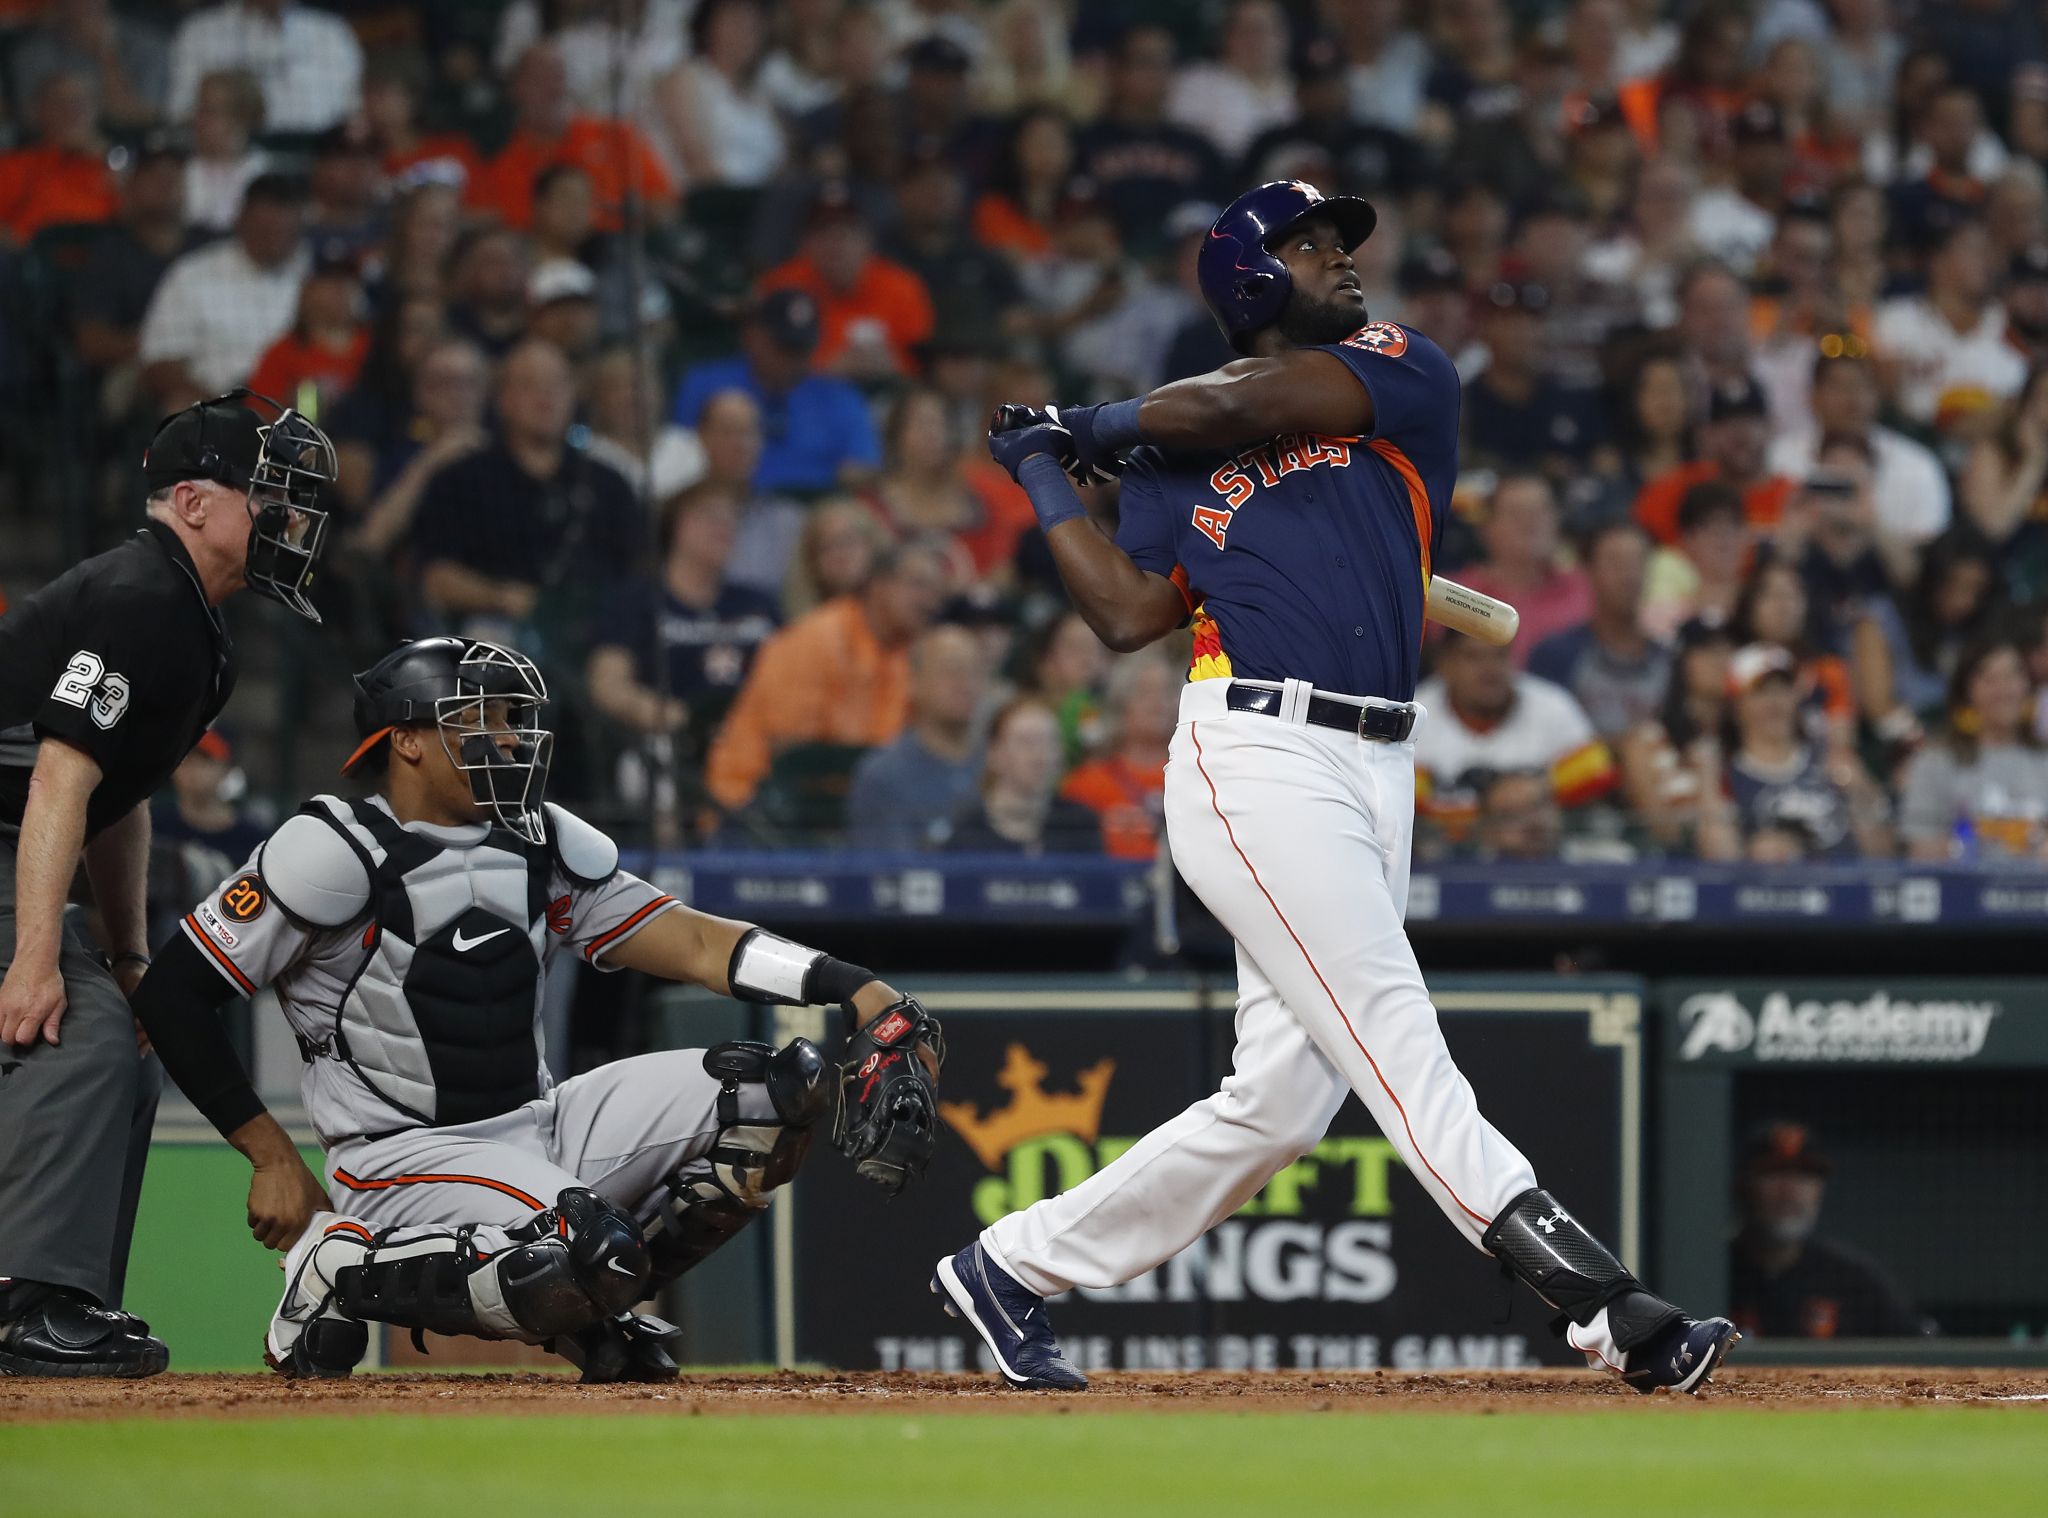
[1019,454,1088,532]
[1083,398,1144,452]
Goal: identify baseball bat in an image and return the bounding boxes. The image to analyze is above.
[1426,575,1520,646]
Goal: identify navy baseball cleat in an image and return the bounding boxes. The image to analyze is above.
[931,1242,1088,1391]
[1622,1316,1741,1394]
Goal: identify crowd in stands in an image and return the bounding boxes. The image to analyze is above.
[7,0,2048,868]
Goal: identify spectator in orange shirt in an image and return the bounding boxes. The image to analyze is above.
[704,535,952,810]
[1635,374,1796,544]
[469,42,676,233]
[972,106,1075,263]
[757,182,936,381]
[0,69,118,246]
[363,55,481,191]
[1060,654,1178,860]
[246,255,370,415]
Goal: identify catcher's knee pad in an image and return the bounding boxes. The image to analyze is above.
[644,1039,830,1282]
[334,1188,651,1343]
[1481,1188,1682,1350]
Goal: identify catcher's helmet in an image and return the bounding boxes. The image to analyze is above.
[1197,180,1378,354]
[342,637,554,843]
[143,389,337,623]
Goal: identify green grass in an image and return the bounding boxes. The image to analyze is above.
[5,1409,2045,1518]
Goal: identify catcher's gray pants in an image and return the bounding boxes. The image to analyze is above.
[319,1048,779,1232]
[0,843,162,1306]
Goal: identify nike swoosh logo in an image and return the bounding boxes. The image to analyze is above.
[451,927,512,953]
[606,1258,637,1276]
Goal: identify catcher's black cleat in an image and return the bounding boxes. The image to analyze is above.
[0,1290,169,1378]
[556,1312,682,1384]
[264,1317,369,1380]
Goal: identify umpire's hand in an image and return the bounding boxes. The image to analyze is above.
[0,961,67,1048]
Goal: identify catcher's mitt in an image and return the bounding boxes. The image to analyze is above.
[832,996,946,1193]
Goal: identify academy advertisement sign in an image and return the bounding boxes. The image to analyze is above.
[787,986,1634,1373]
[1670,984,2014,1066]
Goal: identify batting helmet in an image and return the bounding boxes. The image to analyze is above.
[342,637,554,844]
[1197,180,1378,354]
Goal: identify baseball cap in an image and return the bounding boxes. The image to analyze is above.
[1726,643,1796,697]
[749,288,821,354]
[1708,374,1769,423]
[1732,99,1786,144]
[1739,1120,1834,1178]
[143,396,266,491]
[527,256,598,307]
[1399,246,1464,296]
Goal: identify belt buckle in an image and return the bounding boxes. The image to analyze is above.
[1355,704,1375,741]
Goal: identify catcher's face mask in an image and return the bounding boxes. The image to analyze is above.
[242,404,337,622]
[433,642,554,844]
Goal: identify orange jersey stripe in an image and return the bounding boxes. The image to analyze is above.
[583,894,677,963]
[1367,438,1434,590]
[183,914,256,995]
[331,1166,549,1215]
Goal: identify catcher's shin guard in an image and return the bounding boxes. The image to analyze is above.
[334,1188,653,1344]
[645,1039,830,1283]
[1481,1188,1683,1350]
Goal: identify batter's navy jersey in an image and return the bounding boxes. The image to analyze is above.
[1115,321,1457,702]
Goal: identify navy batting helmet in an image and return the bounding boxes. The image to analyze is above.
[1197,181,1378,354]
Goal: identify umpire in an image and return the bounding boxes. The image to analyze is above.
[0,391,334,1375]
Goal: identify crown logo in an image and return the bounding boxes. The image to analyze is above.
[939,1043,1116,1171]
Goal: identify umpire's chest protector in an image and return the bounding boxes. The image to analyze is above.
[298,798,556,1130]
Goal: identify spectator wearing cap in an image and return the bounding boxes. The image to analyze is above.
[1333,0,1432,135]
[1462,281,1607,479]
[1684,100,1788,278]
[1390,248,1481,379]
[897,33,1001,181]
[167,0,362,134]
[444,226,532,360]
[658,0,787,189]
[304,121,385,267]
[470,43,676,233]
[973,106,1076,264]
[71,143,199,389]
[671,290,883,496]
[0,69,119,246]
[1242,34,1426,204]
[1414,633,1618,843]
[845,624,989,853]
[1060,653,1177,861]
[1874,219,2028,440]
[183,68,270,236]
[1642,479,1748,638]
[757,185,936,381]
[1767,350,1952,584]
[585,483,783,775]
[362,55,483,191]
[1458,473,1592,667]
[525,258,601,363]
[1769,436,1892,656]
[245,256,369,414]
[1529,520,1671,739]
[412,337,645,654]
[1899,636,2048,860]
[705,535,952,812]
[1720,643,1888,860]
[1728,1121,1925,1340]
[1165,0,1297,164]
[890,149,1025,352]
[137,172,308,412]
[1885,84,1993,253]
[7,0,166,135]
[1077,26,1225,256]
[1635,374,1796,544]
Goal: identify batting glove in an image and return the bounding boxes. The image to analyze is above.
[987,404,1076,484]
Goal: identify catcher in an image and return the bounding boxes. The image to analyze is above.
[128,636,943,1381]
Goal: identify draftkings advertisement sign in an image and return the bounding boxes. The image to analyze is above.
[789,986,1635,1373]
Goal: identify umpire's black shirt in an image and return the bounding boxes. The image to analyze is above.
[0,521,236,841]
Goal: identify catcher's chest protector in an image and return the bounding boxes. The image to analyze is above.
[317,799,554,1128]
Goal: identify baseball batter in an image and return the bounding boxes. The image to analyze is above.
[130,636,944,1381]
[934,181,1737,1393]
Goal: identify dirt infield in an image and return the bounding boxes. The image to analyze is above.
[6,1366,2048,1422]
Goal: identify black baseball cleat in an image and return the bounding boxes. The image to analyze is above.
[931,1241,1088,1391]
[556,1312,682,1384]
[1622,1316,1741,1394]
[265,1317,369,1380]
[0,1290,169,1378]
[264,1224,370,1379]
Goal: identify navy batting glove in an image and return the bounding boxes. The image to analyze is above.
[1050,401,1138,485]
[988,404,1076,484]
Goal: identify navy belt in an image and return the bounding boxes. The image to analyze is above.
[1225,683,1416,742]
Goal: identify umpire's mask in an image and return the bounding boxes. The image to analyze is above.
[345,637,556,844]
[143,389,338,622]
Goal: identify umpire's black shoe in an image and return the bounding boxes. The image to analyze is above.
[0,1290,169,1378]
[557,1312,682,1384]
[932,1241,1088,1391]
